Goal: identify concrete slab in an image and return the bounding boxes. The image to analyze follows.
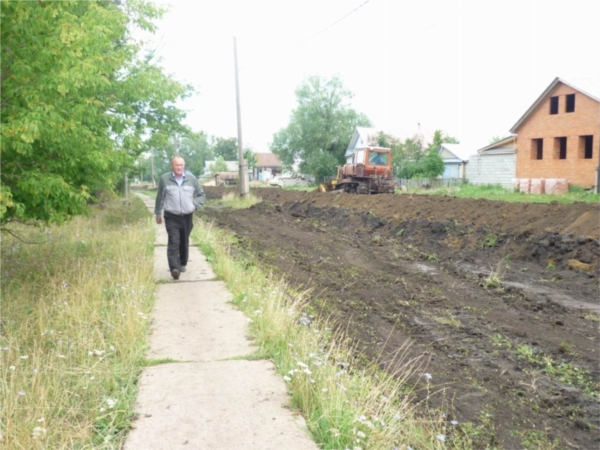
[123,360,317,450]
[147,281,255,361]
[153,246,216,282]
[128,192,319,450]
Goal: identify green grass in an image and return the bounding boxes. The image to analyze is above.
[399,182,600,204]
[1,197,155,449]
[191,218,477,449]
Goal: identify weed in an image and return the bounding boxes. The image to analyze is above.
[546,262,556,271]
[396,228,405,237]
[1,196,155,448]
[191,219,458,450]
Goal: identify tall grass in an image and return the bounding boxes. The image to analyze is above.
[401,182,600,204]
[193,218,474,449]
[1,198,155,449]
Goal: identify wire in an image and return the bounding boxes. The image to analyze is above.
[239,0,372,71]
[293,0,371,49]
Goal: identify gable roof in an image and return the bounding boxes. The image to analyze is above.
[255,152,281,167]
[510,77,600,133]
[346,127,380,155]
[439,143,473,162]
[476,135,517,155]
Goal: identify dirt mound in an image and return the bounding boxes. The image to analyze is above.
[199,187,600,449]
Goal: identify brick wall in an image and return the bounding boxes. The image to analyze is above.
[515,83,600,187]
[466,153,516,188]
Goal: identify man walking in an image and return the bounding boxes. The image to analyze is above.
[155,156,206,280]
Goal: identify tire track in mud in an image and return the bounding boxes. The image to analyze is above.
[200,187,599,449]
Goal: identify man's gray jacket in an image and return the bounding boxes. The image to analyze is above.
[154,172,206,217]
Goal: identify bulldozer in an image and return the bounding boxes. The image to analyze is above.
[319,146,396,194]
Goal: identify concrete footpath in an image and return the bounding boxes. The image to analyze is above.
[124,194,318,450]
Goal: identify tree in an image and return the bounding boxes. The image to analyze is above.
[208,156,228,174]
[211,137,238,161]
[270,75,371,182]
[0,0,192,225]
[243,149,257,172]
[387,130,457,179]
[179,132,212,175]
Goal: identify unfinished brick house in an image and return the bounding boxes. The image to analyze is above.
[510,77,600,188]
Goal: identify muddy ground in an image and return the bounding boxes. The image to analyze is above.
[199,187,599,449]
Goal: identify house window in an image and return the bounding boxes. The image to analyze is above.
[532,138,544,160]
[550,96,559,114]
[580,135,594,159]
[554,137,567,159]
[566,94,575,112]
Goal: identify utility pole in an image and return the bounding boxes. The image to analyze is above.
[233,36,249,196]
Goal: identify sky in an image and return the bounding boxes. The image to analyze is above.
[147,0,600,153]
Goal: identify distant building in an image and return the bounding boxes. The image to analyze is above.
[204,160,238,173]
[438,143,473,179]
[466,136,517,188]
[510,77,600,188]
[345,127,380,162]
[253,152,282,181]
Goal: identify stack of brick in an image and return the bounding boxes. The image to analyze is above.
[530,179,545,194]
[545,178,569,194]
[511,178,520,191]
[518,178,530,193]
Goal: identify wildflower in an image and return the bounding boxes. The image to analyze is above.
[37,418,44,423]
[93,349,105,356]
[105,398,117,409]
[2,346,9,351]
[57,354,66,359]
[246,318,253,323]
[357,415,366,422]
[336,382,347,391]
[32,426,47,439]
[322,388,328,393]
[62,281,68,288]
[356,430,366,438]
[381,395,388,402]
[303,368,312,375]
[283,376,291,382]
[18,391,25,396]
[288,343,294,347]
[335,370,347,377]
[437,434,446,442]
[451,420,459,425]
[20,355,29,360]
[297,361,308,368]
[380,420,385,426]
[99,407,106,413]
[329,428,340,437]
[309,378,315,383]
[394,414,401,420]
[9,365,15,371]
[425,373,432,380]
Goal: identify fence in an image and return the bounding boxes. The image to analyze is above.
[396,178,467,189]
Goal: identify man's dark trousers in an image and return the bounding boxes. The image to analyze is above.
[164,211,194,271]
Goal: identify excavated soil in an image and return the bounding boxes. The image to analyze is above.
[199,187,600,449]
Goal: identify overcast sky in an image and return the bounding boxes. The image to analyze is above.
[149,0,600,152]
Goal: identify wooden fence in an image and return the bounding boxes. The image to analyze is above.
[396,178,467,189]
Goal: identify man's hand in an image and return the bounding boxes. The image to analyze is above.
[156,216,162,225]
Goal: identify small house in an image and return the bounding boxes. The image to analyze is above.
[438,143,472,179]
[465,136,517,188]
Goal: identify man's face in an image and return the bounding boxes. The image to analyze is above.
[172,158,185,176]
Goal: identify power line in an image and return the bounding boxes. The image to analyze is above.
[293,0,372,49]
[239,0,372,71]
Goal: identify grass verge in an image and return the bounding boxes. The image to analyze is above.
[1,197,155,449]
[192,216,475,449]
[399,183,600,204]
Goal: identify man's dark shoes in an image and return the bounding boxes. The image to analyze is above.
[171,269,180,280]
[180,266,186,273]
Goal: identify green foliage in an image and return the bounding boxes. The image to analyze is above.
[383,129,455,179]
[270,75,371,182]
[212,136,238,160]
[243,149,258,170]
[1,0,192,225]
[208,156,228,174]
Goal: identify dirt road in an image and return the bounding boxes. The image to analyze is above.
[200,187,599,449]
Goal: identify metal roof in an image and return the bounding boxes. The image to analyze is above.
[510,77,600,133]
[255,152,281,167]
[476,135,517,154]
[439,143,474,162]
